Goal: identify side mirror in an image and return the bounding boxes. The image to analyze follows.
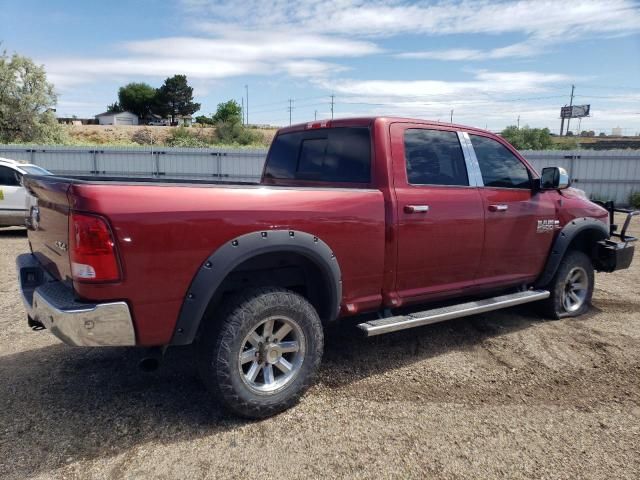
[540,167,570,190]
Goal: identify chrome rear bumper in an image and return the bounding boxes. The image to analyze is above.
[16,253,136,346]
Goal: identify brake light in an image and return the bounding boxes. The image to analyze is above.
[69,212,121,282]
[305,120,330,129]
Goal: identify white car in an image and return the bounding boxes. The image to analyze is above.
[0,158,52,227]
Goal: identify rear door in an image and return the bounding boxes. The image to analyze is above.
[467,132,557,287]
[390,123,485,303]
[0,165,27,215]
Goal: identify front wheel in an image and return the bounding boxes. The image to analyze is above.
[539,250,594,319]
[197,287,324,419]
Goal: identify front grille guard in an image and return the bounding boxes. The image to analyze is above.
[594,201,639,244]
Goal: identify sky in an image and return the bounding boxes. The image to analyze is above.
[1,0,639,134]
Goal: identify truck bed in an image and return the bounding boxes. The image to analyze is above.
[23,174,387,345]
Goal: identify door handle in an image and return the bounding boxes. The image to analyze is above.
[488,204,508,212]
[404,205,430,214]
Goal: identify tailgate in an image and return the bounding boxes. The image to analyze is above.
[24,176,72,282]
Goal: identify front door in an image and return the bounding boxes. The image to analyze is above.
[467,133,557,287]
[391,123,485,304]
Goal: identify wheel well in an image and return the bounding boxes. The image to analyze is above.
[202,251,334,327]
[566,227,608,263]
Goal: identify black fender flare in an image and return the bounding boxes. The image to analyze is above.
[535,217,609,287]
[171,229,342,345]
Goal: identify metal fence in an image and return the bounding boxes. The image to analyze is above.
[0,145,267,183]
[521,150,640,205]
[0,145,638,204]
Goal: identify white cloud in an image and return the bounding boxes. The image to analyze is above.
[319,70,571,100]
[186,0,640,38]
[398,49,484,61]
[43,32,379,90]
[397,40,543,61]
[188,0,640,62]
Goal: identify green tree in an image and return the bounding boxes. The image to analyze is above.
[0,50,67,143]
[500,125,553,150]
[106,101,124,113]
[155,75,200,123]
[118,82,156,119]
[195,114,215,125]
[212,100,242,124]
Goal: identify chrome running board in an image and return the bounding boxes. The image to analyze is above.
[357,290,550,337]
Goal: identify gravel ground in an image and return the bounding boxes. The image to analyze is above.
[1,223,639,479]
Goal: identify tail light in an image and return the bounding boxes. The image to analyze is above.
[69,212,121,282]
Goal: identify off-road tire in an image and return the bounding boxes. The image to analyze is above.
[197,287,324,419]
[539,250,594,319]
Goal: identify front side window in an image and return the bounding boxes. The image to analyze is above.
[469,134,531,189]
[264,127,371,184]
[0,166,20,186]
[404,129,469,186]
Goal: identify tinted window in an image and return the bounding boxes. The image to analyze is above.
[404,129,468,186]
[264,127,371,183]
[470,135,530,189]
[0,166,20,186]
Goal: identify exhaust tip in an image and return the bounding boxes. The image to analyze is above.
[138,357,160,373]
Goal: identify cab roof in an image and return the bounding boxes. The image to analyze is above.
[277,116,496,136]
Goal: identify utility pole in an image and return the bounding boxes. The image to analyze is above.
[241,97,245,125]
[450,109,454,123]
[244,85,249,126]
[314,110,317,121]
[288,99,294,125]
[517,115,520,129]
[565,84,575,136]
[330,95,335,119]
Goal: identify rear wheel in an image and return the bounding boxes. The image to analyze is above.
[539,250,594,319]
[197,287,324,419]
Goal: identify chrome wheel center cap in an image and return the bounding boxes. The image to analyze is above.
[265,345,280,364]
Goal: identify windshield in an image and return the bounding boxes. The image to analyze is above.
[21,165,52,175]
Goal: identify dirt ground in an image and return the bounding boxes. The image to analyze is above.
[1,222,639,479]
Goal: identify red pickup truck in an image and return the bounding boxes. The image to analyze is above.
[17,117,637,418]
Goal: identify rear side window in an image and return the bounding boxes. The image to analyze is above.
[404,129,469,186]
[264,127,371,183]
[469,134,531,189]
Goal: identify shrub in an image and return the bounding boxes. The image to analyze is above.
[500,125,553,150]
[166,126,210,147]
[195,115,215,126]
[214,121,265,146]
[629,192,640,209]
[131,128,156,145]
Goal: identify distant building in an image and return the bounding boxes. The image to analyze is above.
[612,126,623,136]
[142,114,192,126]
[175,115,193,127]
[57,117,96,125]
[95,111,139,126]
